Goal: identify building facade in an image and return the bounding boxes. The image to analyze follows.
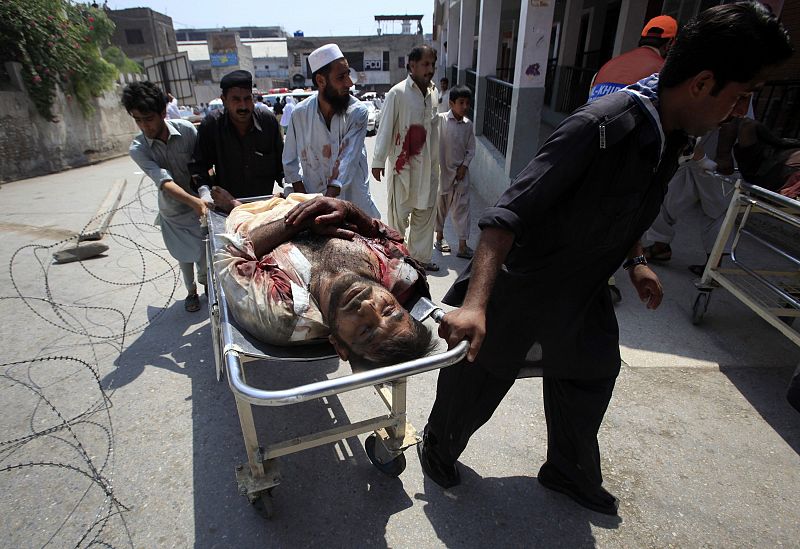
[175,26,288,41]
[286,35,424,93]
[108,8,178,62]
[434,0,799,205]
[178,37,288,103]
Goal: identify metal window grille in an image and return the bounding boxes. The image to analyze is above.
[484,76,513,156]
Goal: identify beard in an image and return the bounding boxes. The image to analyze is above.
[323,84,351,115]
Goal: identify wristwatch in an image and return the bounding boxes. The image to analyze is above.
[622,255,648,270]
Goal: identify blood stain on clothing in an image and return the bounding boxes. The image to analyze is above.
[322,144,332,158]
[394,124,427,173]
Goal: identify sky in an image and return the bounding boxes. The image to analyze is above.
[106,0,435,37]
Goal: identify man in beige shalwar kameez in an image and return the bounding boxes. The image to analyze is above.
[372,45,441,271]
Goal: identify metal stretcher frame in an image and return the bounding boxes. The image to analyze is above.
[204,206,469,517]
[692,179,800,347]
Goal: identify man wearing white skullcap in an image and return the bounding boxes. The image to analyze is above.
[282,43,380,218]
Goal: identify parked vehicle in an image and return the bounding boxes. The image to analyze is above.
[362,101,381,135]
[207,98,224,114]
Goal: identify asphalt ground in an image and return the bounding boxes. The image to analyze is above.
[0,137,798,548]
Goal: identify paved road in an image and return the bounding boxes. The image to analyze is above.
[0,143,798,548]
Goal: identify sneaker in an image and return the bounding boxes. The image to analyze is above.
[537,462,619,515]
[416,431,460,488]
[435,240,451,253]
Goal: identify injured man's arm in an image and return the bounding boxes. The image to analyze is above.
[216,194,436,369]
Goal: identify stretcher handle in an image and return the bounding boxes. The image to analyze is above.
[226,337,469,407]
[739,180,800,213]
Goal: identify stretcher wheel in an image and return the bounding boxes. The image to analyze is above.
[250,489,274,519]
[364,434,406,477]
[692,291,711,325]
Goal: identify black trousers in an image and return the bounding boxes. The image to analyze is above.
[426,359,617,490]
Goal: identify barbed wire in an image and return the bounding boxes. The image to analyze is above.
[0,176,186,548]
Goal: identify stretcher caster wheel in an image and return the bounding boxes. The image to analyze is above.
[609,284,622,304]
[692,291,711,325]
[249,489,274,519]
[365,434,406,477]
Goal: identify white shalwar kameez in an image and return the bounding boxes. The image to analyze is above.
[372,76,440,264]
[283,94,380,218]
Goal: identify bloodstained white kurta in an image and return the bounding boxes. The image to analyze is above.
[372,76,440,263]
[283,94,380,218]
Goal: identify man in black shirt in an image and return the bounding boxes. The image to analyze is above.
[419,2,792,516]
[190,70,284,199]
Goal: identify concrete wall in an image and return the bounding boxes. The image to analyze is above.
[0,64,138,183]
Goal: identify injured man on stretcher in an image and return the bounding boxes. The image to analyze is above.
[215,192,436,369]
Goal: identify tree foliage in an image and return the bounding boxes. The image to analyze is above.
[0,0,121,121]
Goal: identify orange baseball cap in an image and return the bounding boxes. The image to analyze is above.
[641,15,678,38]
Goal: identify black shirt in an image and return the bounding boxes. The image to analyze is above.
[444,91,689,380]
[190,108,284,198]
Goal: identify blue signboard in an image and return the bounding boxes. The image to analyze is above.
[210,52,239,67]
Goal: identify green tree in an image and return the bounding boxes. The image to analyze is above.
[0,0,119,121]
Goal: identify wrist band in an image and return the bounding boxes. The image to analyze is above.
[623,255,648,270]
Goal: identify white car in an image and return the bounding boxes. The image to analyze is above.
[207,98,224,115]
[362,101,380,135]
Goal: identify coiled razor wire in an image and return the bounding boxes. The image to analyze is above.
[1,176,188,547]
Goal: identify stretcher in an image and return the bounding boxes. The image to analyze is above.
[204,205,469,518]
[692,179,800,348]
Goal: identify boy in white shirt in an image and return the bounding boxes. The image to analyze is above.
[435,86,476,259]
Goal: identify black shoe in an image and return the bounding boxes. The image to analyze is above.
[537,463,619,515]
[688,264,706,277]
[416,433,460,489]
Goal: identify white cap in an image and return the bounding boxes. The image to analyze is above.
[308,43,344,74]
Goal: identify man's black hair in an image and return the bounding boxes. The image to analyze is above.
[440,77,449,84]
[408,44,437,64]
[334,317,436,370]
[638,35,671,49]
[660,1,792,93]
[121,81,168,114]
[448,85,472,103]
[311,61,337,90]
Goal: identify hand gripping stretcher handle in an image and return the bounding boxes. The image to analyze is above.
[225,308,470,407]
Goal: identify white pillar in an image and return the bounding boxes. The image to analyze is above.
[474,0,502,135]
[447,0,461,76]
[457,0,478,84]
[613,0,649,56]
[506,0,556,178]
[434,0,448,82]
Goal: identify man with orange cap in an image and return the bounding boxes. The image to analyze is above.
[588,15,678,102]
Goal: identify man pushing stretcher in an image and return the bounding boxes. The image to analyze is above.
[214,193,436,369]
